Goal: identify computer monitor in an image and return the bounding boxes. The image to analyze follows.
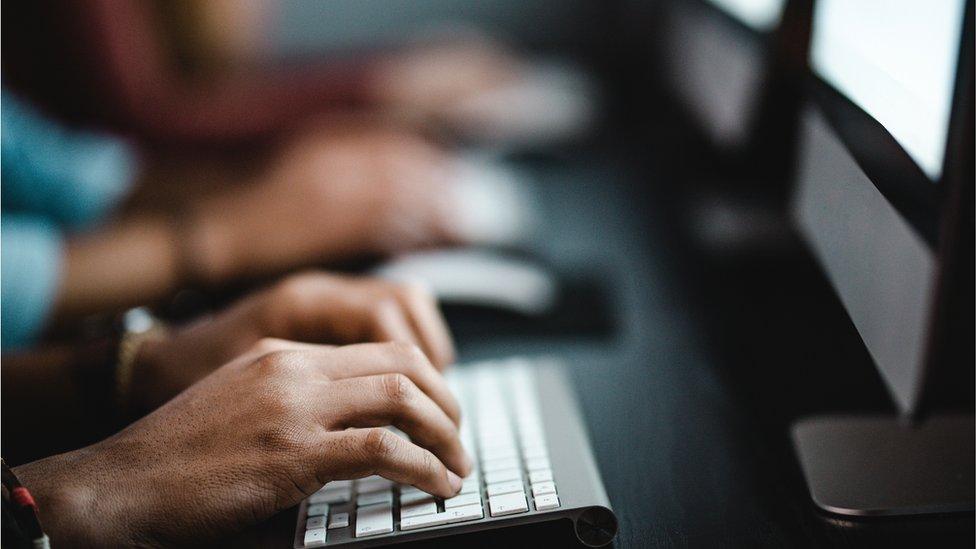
[654,0,813,253]
[660,0,807,178]
[790,0,973,516]
[795,0,970,416]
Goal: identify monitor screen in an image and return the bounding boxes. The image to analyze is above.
[810,0,966,181]
[705,0,787,32]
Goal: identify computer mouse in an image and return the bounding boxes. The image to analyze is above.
[375,249,617,338]
[447,156,540,247]
[373,249,559,316]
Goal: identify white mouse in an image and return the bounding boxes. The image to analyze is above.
[446,157,539,247]
[373,249,558,316]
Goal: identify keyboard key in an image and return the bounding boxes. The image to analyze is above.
[529,469,553,484]
[357,476,394,492]
[460,477,480,494]
[443,503,484,523]
[309,489,351,505]
[401,504,483,531]
[479,440,515,454]
[482,457,519,473]
[306,516,326,529]
[486,480,524,497]
[489,492,529,517]
[400,511,452,531]
[307,503,329,517]
[303,527,327,547]
[400,501,437,519]
[479,430,514,441]
[479,428,513,438]
[531,481,557,496]
[481,446,518,461]
[355,504,393,537]
[535,493,560,511]
[327,512,349,529]
[525,457,551,472]
[485,468,522,485]
[400,491,436,505]
[444,492,481,509]
[522,445,548,459]
[357,490,393,507]
[520,434,546,448]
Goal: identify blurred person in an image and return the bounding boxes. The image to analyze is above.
[1,91,471,349]
[2,0,592,148]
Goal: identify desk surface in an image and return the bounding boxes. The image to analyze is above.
[449,151,974,548]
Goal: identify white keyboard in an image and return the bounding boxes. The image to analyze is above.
[295,359,562,547]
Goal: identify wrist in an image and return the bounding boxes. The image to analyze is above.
[13,452,124,547]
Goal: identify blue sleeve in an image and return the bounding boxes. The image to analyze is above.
[1,91,139,230]
[1,215,64,349]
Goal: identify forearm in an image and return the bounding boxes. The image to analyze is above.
[53,216,183,320]
[53,185,266,324]
[13,444,135,548]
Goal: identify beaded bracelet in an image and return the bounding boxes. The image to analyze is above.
[2,459,50,549]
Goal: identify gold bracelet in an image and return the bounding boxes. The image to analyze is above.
[116,308,167,413]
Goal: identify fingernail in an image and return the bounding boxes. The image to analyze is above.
[463,451,474,474]
[447,470,463,494]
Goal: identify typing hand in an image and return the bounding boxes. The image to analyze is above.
[133,272,455,411]
[14,341,470,547]
[188,125,464,283]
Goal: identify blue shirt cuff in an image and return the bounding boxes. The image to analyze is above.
[1,215,64,348]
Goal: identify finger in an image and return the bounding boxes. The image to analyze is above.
[316,428,463,499]
[255,273,413,346]
[324,374,470,476]
[307,342,461,426]
[369,299,423,350]
[393,283,456,370]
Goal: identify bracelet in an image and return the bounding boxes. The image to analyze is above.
[2,459,50,549]
[116,308,168,414]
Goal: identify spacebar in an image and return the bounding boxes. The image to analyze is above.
[400,504,484,531]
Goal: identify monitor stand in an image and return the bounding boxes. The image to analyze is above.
[791,414,975,516]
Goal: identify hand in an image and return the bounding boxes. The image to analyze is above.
[369,38,593,146]
[15,341,471,547]
[369,38,521,127]
[189,124,465,283]
[133,271,455,411]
